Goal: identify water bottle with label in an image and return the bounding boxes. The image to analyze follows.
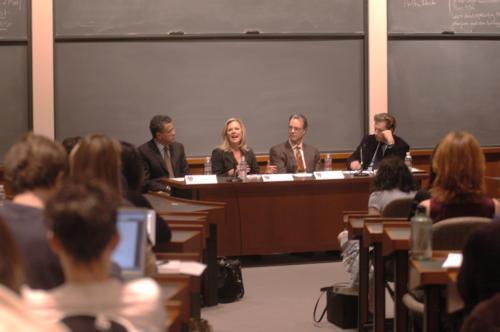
[411,206,432,260]
[204,156,212,175]
[324,153,332,171]
[239,156,247,181]
[405,151,413,171]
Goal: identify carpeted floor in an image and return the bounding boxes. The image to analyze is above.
[202,257,361,332]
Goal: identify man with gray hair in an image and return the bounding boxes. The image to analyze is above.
[138,115,190,192]
[269,114,320,173]
[347,113,409,171]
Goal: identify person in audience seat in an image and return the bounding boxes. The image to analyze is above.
[23,180,165,332]
[457,217,500,331]
[368,156,417,215]
[0,133,67,289]
[0,217,66,331]
[419,131,499,221]
[121,141,171,245]
[70,134,157,275]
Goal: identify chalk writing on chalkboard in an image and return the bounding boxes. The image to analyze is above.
[403,0,437,8]
[402,0,500,32]
[0,0,22,31]
[449,0,500,31]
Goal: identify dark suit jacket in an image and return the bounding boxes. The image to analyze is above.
[269,141,320,173]
[211,148,260,176]
[138,140,190,192]
[457,218,500,313]
[347,134,409,170]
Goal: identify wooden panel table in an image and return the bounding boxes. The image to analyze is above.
[145,193,224,307]
[409,252,460,332]
[382,224,411,332]
[358,218,408,332]
[166,173,426,256]
[167,174,376,256]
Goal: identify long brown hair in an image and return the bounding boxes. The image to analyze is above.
[431,131,485,202]
[70,134,122,198]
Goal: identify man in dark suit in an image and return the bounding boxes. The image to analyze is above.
[347,113,409,171]
[138,115,190,193]
[269,114,320,173]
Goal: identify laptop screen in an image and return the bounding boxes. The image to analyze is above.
[111,208,155,279]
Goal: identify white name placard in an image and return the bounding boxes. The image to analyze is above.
[313,171,345,180]
[184,175,218,185]
[262,174,295,182]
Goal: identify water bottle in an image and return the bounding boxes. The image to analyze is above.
[239,156,247,181]
[411,206,432,260]
[324,153,332,171]
[405,151,413,171]
[204,156,212,175]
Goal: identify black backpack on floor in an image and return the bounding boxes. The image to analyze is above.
[217,257,245,303]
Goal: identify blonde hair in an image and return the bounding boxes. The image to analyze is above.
[70,134,122,198]
[431,131,485,202]
[218,118,248,152]
[374,113,396,131]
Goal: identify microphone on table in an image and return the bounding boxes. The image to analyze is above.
[354,143,368,177]
[228,163,241,182]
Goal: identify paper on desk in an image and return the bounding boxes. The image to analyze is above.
[314,171,344,180]
[185,175,218,184]
[442,253,463,268]
[157,260,207,276]
[262,174,294,182]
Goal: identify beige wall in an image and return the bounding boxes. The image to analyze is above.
[368,0,388,134]
[30,0,388,139]
[31,0,54,138]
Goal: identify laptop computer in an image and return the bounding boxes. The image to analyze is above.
[111,207,155,280]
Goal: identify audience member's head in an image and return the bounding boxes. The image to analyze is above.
[61,136,81,155]
[45,180,119,266]
[4,133,67,195]
[70,134,122,198]
[431,131,485,202]
[120,141,144,193]
[372,156,416,193]
[0,217,24,293]
[219,117,248,151]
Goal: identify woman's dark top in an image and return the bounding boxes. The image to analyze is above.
[125,190,171,244]
[457,218,500,313]
[430,195,495,222]
[211,148,260,176]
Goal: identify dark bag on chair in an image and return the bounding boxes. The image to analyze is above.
[217,257,244,303]
[313,284,358,329]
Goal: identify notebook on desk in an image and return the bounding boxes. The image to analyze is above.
[112,208,155,280]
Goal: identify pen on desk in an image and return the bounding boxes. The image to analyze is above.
[245,30,261,35]
[442,31,455,35]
